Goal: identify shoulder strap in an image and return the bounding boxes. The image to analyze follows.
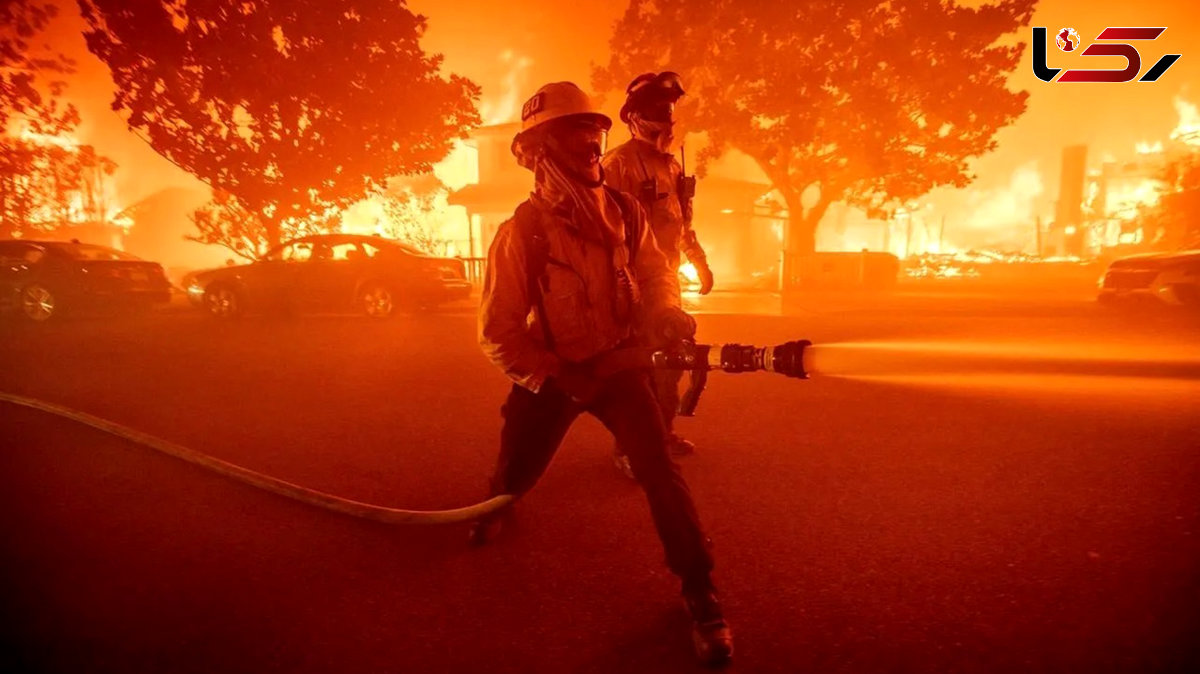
[513,201,556,352]
[514,192,639,353]
[604,186,640,263]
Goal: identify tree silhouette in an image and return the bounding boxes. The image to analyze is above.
[1,0,73,129]
[187,190,340,262]
[79,0,481,251]
[1,101,119,239]
[0,137,119,237]
[376,172,445,254]
[596,0,1034,254]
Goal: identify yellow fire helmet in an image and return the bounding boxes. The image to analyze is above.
[511,82,612,159]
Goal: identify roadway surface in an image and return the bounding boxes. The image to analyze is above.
[2,290,1198,673]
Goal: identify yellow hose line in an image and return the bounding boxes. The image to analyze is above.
[0,392,514,525]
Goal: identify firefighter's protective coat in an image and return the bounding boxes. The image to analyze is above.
[479,191,680,392]
[602,138,706,268]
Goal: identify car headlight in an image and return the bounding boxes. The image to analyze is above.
[187,282,205,296]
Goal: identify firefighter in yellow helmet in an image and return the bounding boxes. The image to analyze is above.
[472,81,733,667]
[603,71,712,469]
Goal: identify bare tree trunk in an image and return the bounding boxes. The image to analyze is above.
[262,217,282,259]
[243,195,279,259]
[786,193,831,256]
[782,188,811,255]
[0,175,11,238]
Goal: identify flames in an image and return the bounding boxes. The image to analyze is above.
[18,127,81,150]
[1135,141,1163,155]
[931,95,1200,257]
[1101,95,1200,227]
[1131,98,1199,156]
[339,177,471,257]
[848,95,1200,259]
[678,262,702,295]
[959,162,1045,251]
[1105,178,1162,221]
[480,50,533,125]
[8,123,126,232]
[1170,97,1200,146]
[338,51,532,255]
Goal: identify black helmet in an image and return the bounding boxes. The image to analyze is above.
[618,71,686,124]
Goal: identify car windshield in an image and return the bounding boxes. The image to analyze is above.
[363,239,423,257]
[48,242,140,261]
[394,242,425,256]
[0,243,46,265]
[264,241,314,262]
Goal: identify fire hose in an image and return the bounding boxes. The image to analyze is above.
[0,340,812,526]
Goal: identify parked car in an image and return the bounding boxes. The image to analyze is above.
[0,239,172,322]
[1097,249,1200,308]
[184,234,471,318]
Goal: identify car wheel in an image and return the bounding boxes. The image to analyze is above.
[360,282,397,318]
[1174,283,1200,309]
[20,284,58,322]
[205,284,242,318]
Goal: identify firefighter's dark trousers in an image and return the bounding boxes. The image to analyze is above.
[654,366,683,432]
[488,368,714,588]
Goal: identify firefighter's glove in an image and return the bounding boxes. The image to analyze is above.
[693,257,714,295]
[647,306,697,347]
[549,361,601,405]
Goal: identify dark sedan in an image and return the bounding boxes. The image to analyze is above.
[0,239,172,322]
[184,234,472,318]
[1097,249,1200,308]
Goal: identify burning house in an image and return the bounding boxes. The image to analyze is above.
[0,128,125,247]
[1068,97,1200,256]
[688,176,778,286]
[446,122,526,264]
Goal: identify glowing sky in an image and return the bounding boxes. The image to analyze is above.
[35,0,1200,248]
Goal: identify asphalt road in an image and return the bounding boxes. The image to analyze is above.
[2,292,1198,673]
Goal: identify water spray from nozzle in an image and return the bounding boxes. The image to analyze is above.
[800,340,1200,382]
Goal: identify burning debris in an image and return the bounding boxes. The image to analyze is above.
[902,250,1089,281]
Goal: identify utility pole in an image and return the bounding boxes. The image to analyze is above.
[904,211,914,259]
